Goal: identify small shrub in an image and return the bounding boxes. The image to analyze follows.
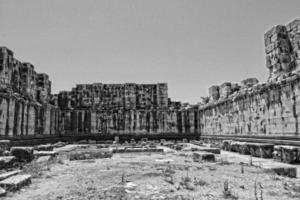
[194,177,207,186]
[121,173,125,183]
[254,179,264,200]
[223,180,239,200]
[180,176,195,191]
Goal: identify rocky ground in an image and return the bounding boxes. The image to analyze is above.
[2,144,300,200]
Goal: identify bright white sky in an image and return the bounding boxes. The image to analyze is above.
[0,0,299,103]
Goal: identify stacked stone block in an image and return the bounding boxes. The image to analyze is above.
[36,73,51,104]
[219,82,232,99]
[0,47,13,91]
[20,63,37,100]
[286,19,300,68]
[241,78,259,88]
[209,86,220,102]
[265,25,294,80]
[0,47,60,137]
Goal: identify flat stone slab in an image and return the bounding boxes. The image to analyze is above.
[34,144,53,151]
[0,187,6,197]
[70,149,113,161]
[0,174,32,191]
[54,145,79,153]
[182,143,221,154]
[0,170,21,181]
[36,155,52,163]
[34,151,58,157]
[190,147,220,154]
[112,147,164,153]
[52,141,67,148]
[193,152,215,162]
[260,162,297,178]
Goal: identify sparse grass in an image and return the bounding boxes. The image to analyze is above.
[7,143,300,200]
[180,175,195,191]
[193,177,207,186]
[22,161,45,178]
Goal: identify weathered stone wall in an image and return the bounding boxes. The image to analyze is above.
[199,78,300,136]
[0,93,60,137]
[59,82,168,110]
[59,108,200,135]
[1,19,299,139]
[0,47,61,138]
[199,19,300,137]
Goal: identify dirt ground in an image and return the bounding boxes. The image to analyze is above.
[3,144,300,200]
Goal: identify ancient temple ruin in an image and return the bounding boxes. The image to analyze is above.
[0,18,300,139]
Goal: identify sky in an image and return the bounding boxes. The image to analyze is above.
[0,0,300,103]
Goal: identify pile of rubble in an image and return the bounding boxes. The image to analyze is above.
[0,140,67,197]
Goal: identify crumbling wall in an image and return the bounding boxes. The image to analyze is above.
[199,18,300,137]
[200,79,300,136]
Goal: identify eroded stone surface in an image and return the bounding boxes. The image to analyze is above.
[0,174,31,191]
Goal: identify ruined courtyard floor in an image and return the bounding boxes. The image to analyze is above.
[3,145,300,200]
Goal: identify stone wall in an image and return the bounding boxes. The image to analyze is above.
[59,108,200,135]
[1,18,299,139]
[199,18,300,137]
[0,93,60,137]
[0,47,60,137]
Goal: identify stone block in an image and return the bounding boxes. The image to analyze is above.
[273,145,300,163]
[246,143,274,158]
[221,140,232,151]
[209,85,220,102]
[193,152,215,162]
[10,147,34,162]
[0,140,10,155]
[0,187,5,197]
[263,165,297,178]
[0,174,32,191]
[36,155,52,163]
[199,147,220,154]
[52,141,67,148]
[0,156,16,169]
[34,151,57,158]
[0,170,21,181]
[112,147,163,153]
[69,149,113,160]
[34,144,53,151]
